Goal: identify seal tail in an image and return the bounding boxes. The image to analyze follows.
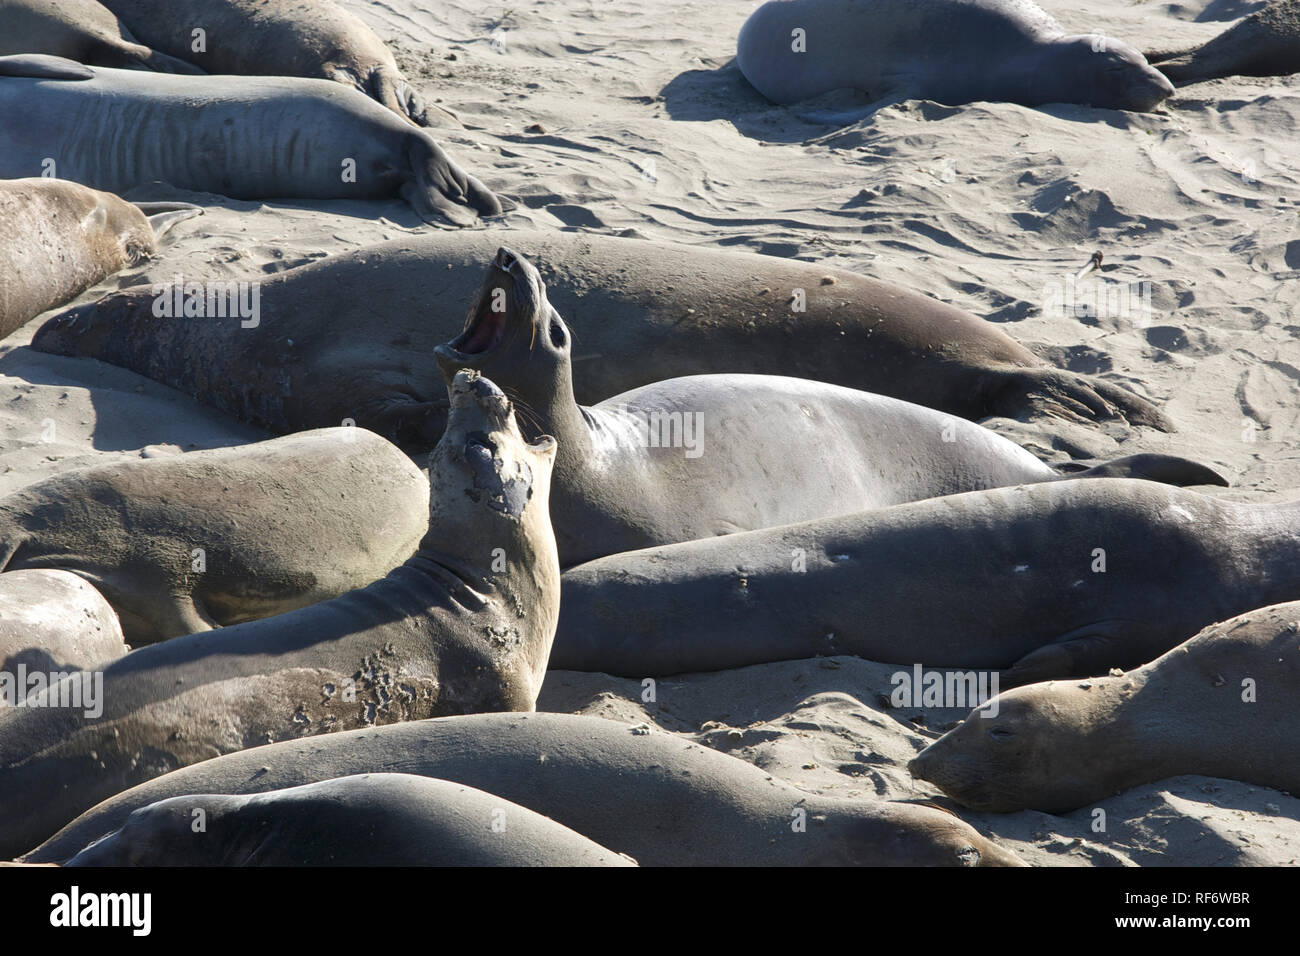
[989,367,1175,432]
[402,133,507,227]
[1056,453,1228,488]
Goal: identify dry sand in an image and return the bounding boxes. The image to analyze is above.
[2,0,1297,864]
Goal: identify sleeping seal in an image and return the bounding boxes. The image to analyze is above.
[0,54,500,225]
[909,600,1300,813]
[0,0,201,73]
[28,712,1023,866]
[1147,0,1300,85]
[436,248,1222,566]
[0,427,430,646]
[0,177,199,336]
[0,370,560,858]
[31,230,1179,455]
[66,774,633,866]
[99,0,454,125]
[552,479,1293,682]
[737,0,1174,115]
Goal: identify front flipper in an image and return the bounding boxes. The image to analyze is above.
[989,366,1174,432]
[1002,621,1135,686]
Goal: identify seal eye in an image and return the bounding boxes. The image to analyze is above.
[549,317,567,348]
[987,726,1016,741]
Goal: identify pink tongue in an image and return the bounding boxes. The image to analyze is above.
[462,309,503,354]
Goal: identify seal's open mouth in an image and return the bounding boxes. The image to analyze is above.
[453,295,507,355]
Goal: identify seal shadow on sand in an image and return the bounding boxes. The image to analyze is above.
[660,58,1178,144]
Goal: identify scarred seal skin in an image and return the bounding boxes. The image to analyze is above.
[435,247,1222,566]
[0,371,560,860]
[32,229,1180,455]
[737,0,1174,113]
[0,427,430,646]
[910,600,1300,813]
[0,54,501,225]
[65,774,635,867]
[0,177,199,336]
[28,712,1024,866]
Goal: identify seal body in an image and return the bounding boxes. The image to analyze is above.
[1148,0,1300,85]
[552,479,1296,680]
[436,248,1222,567]
[0,569,126,678]
[0,54,500,225]
[31,229,1177,449]
[737,0,1174,112]
[0,372,561,858]
[0,177,199,337]
[0,427,430,646]
[909,600,1300,813]
[99,0,446,125]
[0,0,201,73]
[66,774,634,866]
[29,712,1023,866]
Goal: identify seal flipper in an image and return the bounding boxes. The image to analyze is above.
[132,202,203,240]
[1061,452,1228,488]
[367,67,463,128]
[403,133,505,226]
[0,54,95,79]
[990,366,1174,431]
[1002,621,1135,685]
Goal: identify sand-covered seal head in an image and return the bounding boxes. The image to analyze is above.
[907,680,1127,813]
[434,247,571,440]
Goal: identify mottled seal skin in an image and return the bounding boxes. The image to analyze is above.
[0,54,500,225]
[0,569,126,678]
[737,0,1174,113]
[31,230,1178,454]
[0,371,560,859]
[1148,0,1300,85]
[552,479,1295,681]
[66,773,633,867]
[0,177,200,336]
[29,712,1024,866]
[436,248,1221,567]
[909,601,1300,813]
[0,427,429,646]
[99,0,452,126]
[0,0,202,73]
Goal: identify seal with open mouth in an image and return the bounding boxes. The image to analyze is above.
[436,247,1223,567]
[0,370,560,860]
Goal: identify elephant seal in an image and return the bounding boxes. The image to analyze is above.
[1147,0,1300,85]
[32,229,1178,451]
[27,712,1023,866]
[909,600,1300,813]
[737,0,1174,115]
[0,0,202,73]
[0,570,126,682]
[0,54,500,225]
[436,248,1221,566]
[99,0,453,126]
[66,774,633,866]
[552,479,1292,682]
[0,427,430,646]
[0,177,200,336]
[0,370,560,858]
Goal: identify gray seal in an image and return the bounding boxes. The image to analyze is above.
[909,600,1300,813]
[0,427,430,646]
[0,54,501,225]
[66,773,634,866]
[1147,0,1300,86]
[27,712,1023,866]
[0,569,126,679]
[0,370,560,858]
[435,248,1222,566]
[552,478,1286,682]
[99,0,455,125]
[737,0,1174,115]
[0,177,199,336]
[0,0,201,73]
[31,229,1179,452]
